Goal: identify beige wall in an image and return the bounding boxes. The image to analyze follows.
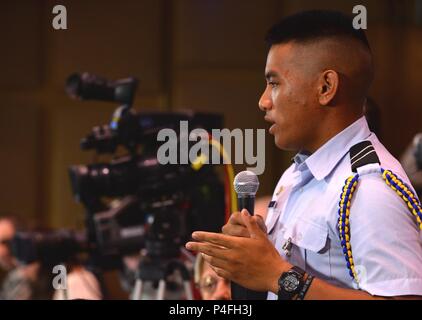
[0,0,421,228]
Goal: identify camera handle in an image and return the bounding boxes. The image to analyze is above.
[131,258,193,300]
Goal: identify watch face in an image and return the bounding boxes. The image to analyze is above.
[281,274,300,292]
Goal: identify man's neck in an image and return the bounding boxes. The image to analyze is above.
[305,114,362,154]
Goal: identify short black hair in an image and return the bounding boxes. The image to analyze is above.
[265,10,371,50]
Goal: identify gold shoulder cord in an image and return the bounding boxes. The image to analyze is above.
[338,143,422,283]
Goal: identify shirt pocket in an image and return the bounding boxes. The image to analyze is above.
[284,218,332,279]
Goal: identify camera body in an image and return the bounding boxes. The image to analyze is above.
[69,113,226,266]
[66,74,226,269]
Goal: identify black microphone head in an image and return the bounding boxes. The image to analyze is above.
[233,170,259,196]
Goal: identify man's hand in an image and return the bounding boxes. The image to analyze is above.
[221,209,267,237]
[186,210,290,293]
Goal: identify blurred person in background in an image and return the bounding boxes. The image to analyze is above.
[0,216,17,273]
[194,253,230,300]
[0,215,53,300]
[401,133,422,198]
[52,264,103,300]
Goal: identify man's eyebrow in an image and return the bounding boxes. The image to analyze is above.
[265,71,278,81]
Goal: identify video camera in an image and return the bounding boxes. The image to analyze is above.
[10,73,226,271]
[65,73,226,269]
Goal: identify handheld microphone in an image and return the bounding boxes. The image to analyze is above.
[234,170,259,215]
[231,170,267,300]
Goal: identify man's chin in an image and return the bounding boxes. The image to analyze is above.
[274,136,297,152]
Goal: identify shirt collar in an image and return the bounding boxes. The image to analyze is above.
[293,116,372,181]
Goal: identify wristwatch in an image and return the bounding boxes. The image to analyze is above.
[277,266,306,300]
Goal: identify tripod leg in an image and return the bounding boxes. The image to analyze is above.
[132,279,144,300]
[157,279,166,300]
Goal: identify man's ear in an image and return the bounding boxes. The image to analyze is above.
[318,70,339,106]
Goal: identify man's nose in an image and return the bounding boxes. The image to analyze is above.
[258,89,272,112]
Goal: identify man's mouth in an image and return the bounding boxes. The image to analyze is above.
[264,115,276,134]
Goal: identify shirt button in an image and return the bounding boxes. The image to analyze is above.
[297,233,303,241]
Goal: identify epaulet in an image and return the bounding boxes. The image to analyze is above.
[349,140,380,173]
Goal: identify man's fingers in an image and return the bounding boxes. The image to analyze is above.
[241,211,267,240]
[185,241,229,259]
[222,223,250,237]
[191,231,237,248]
[201,253,232,271]
[255,214,268,234]
[210,266,231,280]
[222,210,267,237]
[228,211,247,226]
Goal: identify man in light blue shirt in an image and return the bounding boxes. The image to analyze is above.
[186,10,422,299]
[264,115,422,299]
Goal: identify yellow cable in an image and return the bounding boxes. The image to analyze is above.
[209,138,238,213]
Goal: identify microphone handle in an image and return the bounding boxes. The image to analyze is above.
[237,196,255,215]
[231,196,267,300]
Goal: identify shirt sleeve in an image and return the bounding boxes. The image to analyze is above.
[349,171,422,297]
